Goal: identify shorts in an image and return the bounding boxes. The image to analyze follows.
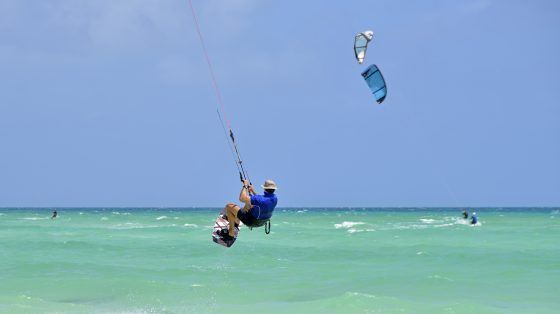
[237,208,268,228]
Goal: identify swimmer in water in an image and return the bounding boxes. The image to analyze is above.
[471,212,478,225]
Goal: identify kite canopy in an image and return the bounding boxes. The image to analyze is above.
[354,31,374,64]
[361,64,387,104]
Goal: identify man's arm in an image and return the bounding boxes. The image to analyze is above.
[239,180,252,209]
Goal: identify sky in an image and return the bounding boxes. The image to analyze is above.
[0,0,559,208]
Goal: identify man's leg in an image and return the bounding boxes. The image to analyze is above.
[224,204,240,236]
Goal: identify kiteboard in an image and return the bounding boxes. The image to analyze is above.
[212,210,239,248]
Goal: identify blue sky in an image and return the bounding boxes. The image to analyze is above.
[0,0,558,207]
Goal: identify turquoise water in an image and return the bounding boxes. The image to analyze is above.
[0,208,558,313]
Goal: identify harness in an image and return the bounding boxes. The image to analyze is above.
[247,219,271,234]
[248,205,272,234]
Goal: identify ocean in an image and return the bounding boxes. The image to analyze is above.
[0,207,558,313]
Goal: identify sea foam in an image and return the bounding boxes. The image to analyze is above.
[334,221,365,229]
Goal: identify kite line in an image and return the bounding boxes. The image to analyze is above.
[187,0,252,186]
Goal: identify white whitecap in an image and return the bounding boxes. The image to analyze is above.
[21,217,48,220]
[346,292,377,299]
[183,223,198,228]
[111,222,158,230]
[429,274,453,282]
[101,217,109,221]
[112,211,131,215]
[156,216,168,220]
[434,223,454,228]
[347,228,375,234]
[335,221,365,229]
[420,218,435,223]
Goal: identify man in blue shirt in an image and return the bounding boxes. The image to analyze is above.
[471,212,478,225]
[222,179,278,242]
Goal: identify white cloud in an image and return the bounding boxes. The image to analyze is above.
[0,0,263,78]
[465,0,493,13]
[83,0,187,53]
[0,0,260,55]
[197,0,259,35]
[156,54,205,86]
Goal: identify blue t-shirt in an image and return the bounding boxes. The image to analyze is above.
[250,192,278,220]
[471,215,478,224]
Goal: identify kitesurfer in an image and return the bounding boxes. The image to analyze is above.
[221,179,278,243]
[471,212,478,225]
[51,209,57,219]
[462,209,469,219]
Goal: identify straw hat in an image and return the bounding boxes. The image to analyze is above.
[261,179,277,190]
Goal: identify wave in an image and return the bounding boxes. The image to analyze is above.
[428,274,454,282]
[394,224,428,230]
[110,222,160,230]
[379,217,475,231]
[335,221,375,233]
[21,217,49,220]
[334,221,365,229]
[156,216,168,220]
[453,217,470,225]
[348,228,376,233]
[183,223,198,228]
[111,211,131,215]
[420,218,436,224]
[433,223,455,228]
[345,291,377,299]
